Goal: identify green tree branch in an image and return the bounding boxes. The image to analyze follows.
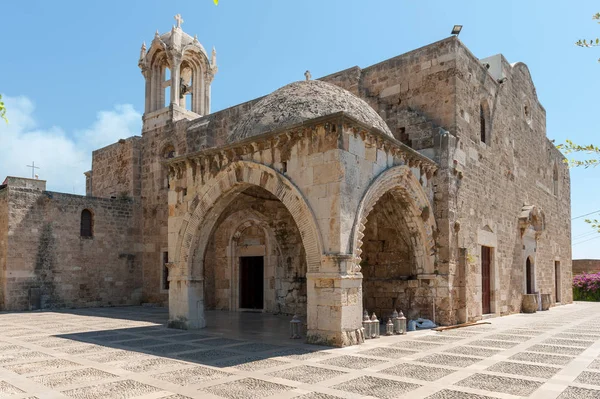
[0,94,7,124]
[575,12,600,61]
[556,140,600,168]
[557,13,600,234]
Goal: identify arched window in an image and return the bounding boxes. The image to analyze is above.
[81,209,93,238]
[162,144,176,159]
[524,101,532,125]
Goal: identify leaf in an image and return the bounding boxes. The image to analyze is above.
[0,94,7,124]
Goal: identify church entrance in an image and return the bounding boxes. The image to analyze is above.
[239,256,264,310]
[199,186,307,318]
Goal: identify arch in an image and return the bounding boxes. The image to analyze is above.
[512,62,540,103]
[140,32,214,115]
[197,208,284,284]
[201,209,282,312]
[350,165,436,274]
[220,210,306,314]
[174,161,323,279]
[161,143,176,159]
[80,209,93,238]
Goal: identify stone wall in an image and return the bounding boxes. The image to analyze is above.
[573,259,600,275]
[447,44,572,321]
[0,187,8,309]
[321,37,458,155]
[139,120,190,305]
[2,186,142,310]
[89,137,142,199]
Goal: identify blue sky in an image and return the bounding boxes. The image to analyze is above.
[0,0,599,258]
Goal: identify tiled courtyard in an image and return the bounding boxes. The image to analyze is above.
[1,304,600,398]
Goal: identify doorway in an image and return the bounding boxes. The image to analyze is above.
[239,256,264,310]
[555,261,561,303]
[481,246,492,314]
[526,257,535,294]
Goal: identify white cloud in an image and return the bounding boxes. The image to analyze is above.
[0,95,141,194]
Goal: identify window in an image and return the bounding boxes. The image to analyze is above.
[80,209,93,238]
[162,144,176,159]
[479,104,486,143]
[162,252,170,290]
[524,103,532,125]
[164,67,171,108]
[479,100,491,144]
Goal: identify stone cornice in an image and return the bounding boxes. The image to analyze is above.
[164,111,438,180]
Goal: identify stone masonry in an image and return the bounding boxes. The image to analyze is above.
[0,15,572,348]
[573,259,600,275]
[0,177,142,310]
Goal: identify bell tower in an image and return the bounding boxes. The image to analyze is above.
[138,14,217,130]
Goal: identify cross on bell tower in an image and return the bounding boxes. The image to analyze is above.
[138,14,218,125]
[174,14,184,28]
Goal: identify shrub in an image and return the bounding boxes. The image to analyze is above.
[573,272,600,301]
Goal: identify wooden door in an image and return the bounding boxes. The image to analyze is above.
[555,261,561,303]
[239,256,264,309]
[481,246,491,314]
[526,257,534,294]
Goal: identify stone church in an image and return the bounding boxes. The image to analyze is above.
[0,16,572,346]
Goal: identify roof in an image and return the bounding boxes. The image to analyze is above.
[228,79,393,143]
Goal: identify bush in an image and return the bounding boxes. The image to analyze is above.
[573,272,600,301]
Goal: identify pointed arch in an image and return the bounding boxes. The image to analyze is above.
[350,165,436,274]
[172,161,323,279]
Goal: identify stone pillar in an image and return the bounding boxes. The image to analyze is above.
[141,68,151,114]
[193,66,202,115]
[171,57,182,106]
[306,255,364,347]
[166,262,206,329]
[205,80,211,115]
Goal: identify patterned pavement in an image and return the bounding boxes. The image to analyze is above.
[0,303,600,398]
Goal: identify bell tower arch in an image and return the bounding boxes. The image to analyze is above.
[138,14,217,130]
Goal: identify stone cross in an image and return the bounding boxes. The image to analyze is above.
[26,161,39,179]
[174,14,184,28]
[304,70,311,81]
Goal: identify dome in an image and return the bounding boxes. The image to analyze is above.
[158,31,208,60]
[229,80,392,143]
